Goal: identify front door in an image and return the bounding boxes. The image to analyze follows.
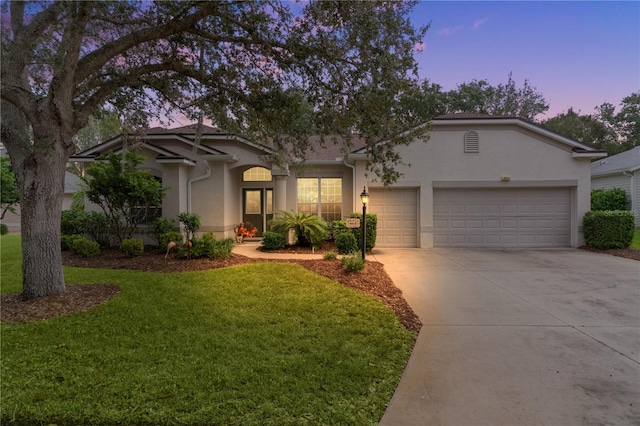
[242,188,273,236]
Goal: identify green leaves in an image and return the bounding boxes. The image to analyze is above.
[82,151,167,243]
[0,157,19,220]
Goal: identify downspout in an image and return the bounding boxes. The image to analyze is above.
[187,160,210,214]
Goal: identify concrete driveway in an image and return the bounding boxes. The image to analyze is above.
[373,248,640,426]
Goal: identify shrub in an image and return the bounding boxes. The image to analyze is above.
[178,212,201,241]
[61,209,85,235]
[61,234,84,251]
[583,210,635,249]
[323,251,338,260]
[591,188,631,211]
[326,220,348,241]
[349,212,377,252]
[83,151,167,242]
[120,238,144,257]
[71,237,101,257]
[261,231,287,250]
[149,217,175,246]
[0,224,8,235]
[160,231,184,248]
[269,210,327,248]
[341,251,365,273]
[181,233,233,259]
[335,232,358,254]
[78,211,112,248]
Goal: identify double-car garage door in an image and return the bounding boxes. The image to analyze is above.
[433,188,571,247]
[369,187,571,248]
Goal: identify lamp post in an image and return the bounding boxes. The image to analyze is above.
[360,186,369,261]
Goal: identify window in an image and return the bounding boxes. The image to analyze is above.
[297,178,342,221]
[464,131,479,153]
[243,167,272,182]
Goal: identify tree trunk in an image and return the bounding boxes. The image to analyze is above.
[19,147,67,300]
[2,102,70,299]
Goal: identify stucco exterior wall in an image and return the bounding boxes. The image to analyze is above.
[355,125,593,248]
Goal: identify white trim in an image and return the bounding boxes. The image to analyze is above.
[156,158,196,166]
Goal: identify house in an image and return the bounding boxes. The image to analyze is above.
[0,171,81,233]
[591,145,640,227]
[71,114,606,248]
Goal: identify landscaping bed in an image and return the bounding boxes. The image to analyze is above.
[2,248,422,332]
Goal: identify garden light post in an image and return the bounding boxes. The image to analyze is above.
[360,186,369,261]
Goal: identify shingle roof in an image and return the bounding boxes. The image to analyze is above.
[591,146,640,176]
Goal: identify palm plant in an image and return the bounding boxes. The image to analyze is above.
[269,210,327,248]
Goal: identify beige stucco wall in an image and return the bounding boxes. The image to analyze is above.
[3,193,75,234]
[354,125,594,248]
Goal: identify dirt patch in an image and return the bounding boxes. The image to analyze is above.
[1,283,120,324]
[2,249,421,332]
[580,246,640,262]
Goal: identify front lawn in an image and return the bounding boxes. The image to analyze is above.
[631,229,640,249]
[1,235,414,425]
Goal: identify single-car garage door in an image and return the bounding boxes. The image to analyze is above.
[369,188,418,247]
[433,188,570,247]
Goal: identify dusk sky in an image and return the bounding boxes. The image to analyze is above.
[411,1,639,119]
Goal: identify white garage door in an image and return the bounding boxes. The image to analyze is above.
[433,188,571,248]
[369,188,418,247]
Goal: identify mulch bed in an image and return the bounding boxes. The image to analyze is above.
[1,248,422,332]
[580,246,640,261]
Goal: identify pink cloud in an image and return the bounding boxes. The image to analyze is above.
[472,18,489,30]
[437,25,464,36]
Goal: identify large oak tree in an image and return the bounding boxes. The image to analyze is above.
[1,1,426,299]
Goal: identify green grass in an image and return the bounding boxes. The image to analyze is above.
[1,235,415,425]
[631,229,640,250]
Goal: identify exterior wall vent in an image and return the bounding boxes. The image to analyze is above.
[464,131,479,153]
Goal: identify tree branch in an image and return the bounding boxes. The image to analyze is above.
[74,2,219,87]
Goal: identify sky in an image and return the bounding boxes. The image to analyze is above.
[410,1,640,119]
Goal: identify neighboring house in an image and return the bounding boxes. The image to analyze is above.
[591,145,640,227]
[1,171,81,233]
[71,114,606,248]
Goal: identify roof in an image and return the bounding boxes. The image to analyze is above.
[146,124,226,135]
[591,146,640,176]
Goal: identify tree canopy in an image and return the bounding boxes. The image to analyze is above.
[542,91,640,155]
[0,0,427,298]
[400,73,550,123]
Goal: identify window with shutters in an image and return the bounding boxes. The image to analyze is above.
[464,131,479,153]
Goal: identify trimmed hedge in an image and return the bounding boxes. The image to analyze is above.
[261,231,287,250]
[349,212,377,252]
[591,188,631,211]
[335,232,358,254]
[160,231,183,249]
[120,238,144,257]
[583,210,634,249]
[71,237,101,257]
[0,223,8,235]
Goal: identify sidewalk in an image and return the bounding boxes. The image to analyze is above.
[232,241,325,260]
[232,240,381,262]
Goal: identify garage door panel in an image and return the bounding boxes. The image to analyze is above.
[434,188,570,248]
[369,188,418,248]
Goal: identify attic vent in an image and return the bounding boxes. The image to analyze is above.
[464,131,479,153]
